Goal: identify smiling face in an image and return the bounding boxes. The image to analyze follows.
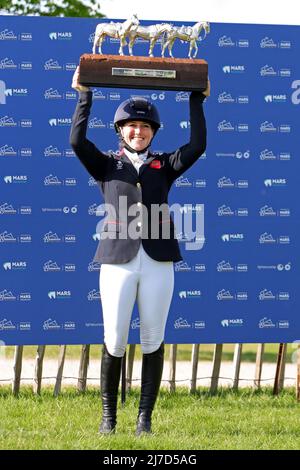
[120,120,154,152]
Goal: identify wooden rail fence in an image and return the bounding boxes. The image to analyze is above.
[1,343,299,400]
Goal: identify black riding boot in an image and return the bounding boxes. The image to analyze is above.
[136,343,164,436]
[99,344,122,434]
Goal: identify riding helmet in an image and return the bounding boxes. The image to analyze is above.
[114,97,160,134]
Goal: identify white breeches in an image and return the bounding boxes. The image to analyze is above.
[99,245,174,357]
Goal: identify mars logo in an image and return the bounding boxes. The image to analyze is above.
[49,32,72,40]
[222,65,245,74]
[48,290,71,300]
[221,319,243,327]
[49,118,72,127]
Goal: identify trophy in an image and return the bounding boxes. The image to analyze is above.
[79,15,209,91]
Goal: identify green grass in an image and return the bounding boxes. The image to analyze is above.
[2,343,295,363]
[0,386,299,450]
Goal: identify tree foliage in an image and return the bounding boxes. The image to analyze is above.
[0,0,105,18]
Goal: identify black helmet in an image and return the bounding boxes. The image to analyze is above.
[114,97,160,134]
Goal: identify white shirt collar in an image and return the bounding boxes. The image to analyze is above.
[123,147,149,162]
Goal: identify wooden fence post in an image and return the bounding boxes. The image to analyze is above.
[12,345,23,396]
[273,343,286,395]
[168,344,177,392]
[53,345,67,397]
[190,344,200,393]
[278,343,287,393]
[33,345,46,395]
[77,344,90,393]
[210,344,223,394]
[232,343,243,390]
[126,344,136,392]
[254,343,265,388]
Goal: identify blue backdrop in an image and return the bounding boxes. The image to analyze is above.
[0,15,299,345]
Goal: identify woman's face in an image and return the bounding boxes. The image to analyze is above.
[120,120,154,152]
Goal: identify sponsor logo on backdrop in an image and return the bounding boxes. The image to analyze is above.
[0,57,17,69]
[87,289,101,301]
[217,205,248,217]
[259,233,290,244]
[259,317,289,329]
[260,149,291,161]
[175,91,189,102]
[48,290,71,300]
[221,233,244,242]
[0,29,32,41]
[0,29,18,40]
[260,37,291,48]
[216,150,250,159]
[0,319,16,331]
[0,231,31,243]
[179,290,202,299]
[260,121,291,133]
[257,262,291,271]
[43,261,76,272]
[218,36,249,47]
[43,175,77,186]
[217,290,248,301]
[221,319,244,327]
[41,205,78,214]
[222,65,245,74]
[218,120,249,132]
[43,319,61,330]
[217,261,248,272]
[43,231,76,243]
[88,117,106,129]
[88,262,101,272]
[49,118,72,127]
[0,289,31,301]
[218,92,249,104]
[259,205,290,217]
[49,32,72,40]
[264,178,287,187]
[3,261,27,271]
[259,289,290,301]
[260,65,291,77]
[5,88,28,98]
[0,145,17,156]
[3,175,28,184]
[217,177,248,189]
[174,317,191,329]
[264,94,287,103]
[0,203,32,215]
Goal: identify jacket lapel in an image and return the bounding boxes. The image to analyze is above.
[139,153,157,177]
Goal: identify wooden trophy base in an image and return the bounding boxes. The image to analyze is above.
[79,54,208,91]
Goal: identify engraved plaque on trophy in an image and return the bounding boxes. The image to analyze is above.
[79,17,209,92]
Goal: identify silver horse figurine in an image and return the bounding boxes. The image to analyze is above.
[161,21,210,59]
[127,23,173,57]
[92,14,139,55]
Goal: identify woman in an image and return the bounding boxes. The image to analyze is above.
[70,67,209,435]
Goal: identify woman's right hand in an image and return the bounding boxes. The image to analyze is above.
[72,66,91,92]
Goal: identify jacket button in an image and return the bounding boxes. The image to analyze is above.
[137,222,142,227]
[136,182,141,188]
[137,202,142,207]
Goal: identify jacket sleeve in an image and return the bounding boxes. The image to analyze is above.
[69,91,109,181]
[166,91,207,180]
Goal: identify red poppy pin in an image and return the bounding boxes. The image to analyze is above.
[150,159,162,169]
